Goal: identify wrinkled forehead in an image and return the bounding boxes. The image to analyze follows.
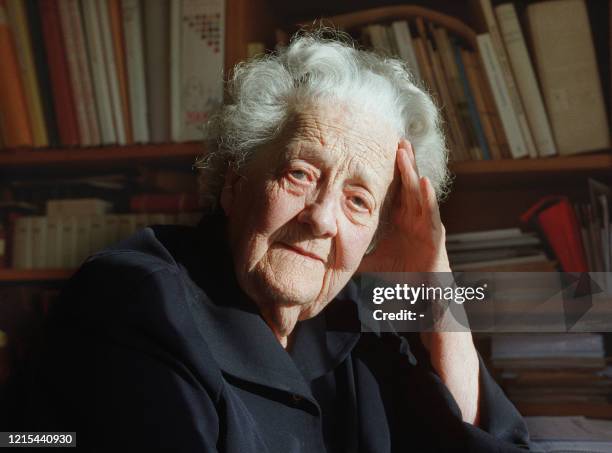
[282,102,399,179]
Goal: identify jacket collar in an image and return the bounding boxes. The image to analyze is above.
[181,210,361,403]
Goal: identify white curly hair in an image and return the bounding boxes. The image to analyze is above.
[193,27,451,214]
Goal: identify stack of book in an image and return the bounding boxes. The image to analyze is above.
[8,195,201,270]
[491,334,612,410]
[330,0,610,162]
[522,178,611,273]
[446,227,556,272]
[0,0,225,149]
[525,416,612,452]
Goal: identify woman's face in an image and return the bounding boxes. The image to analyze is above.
[221,102,399,317]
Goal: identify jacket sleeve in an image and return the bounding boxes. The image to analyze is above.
[407,332,532,451]
[20,258,223,452]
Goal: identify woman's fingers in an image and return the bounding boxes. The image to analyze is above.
[420,175,443,230]
[397,139,423,217]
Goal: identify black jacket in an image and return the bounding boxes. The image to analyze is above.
[9,212,531,452]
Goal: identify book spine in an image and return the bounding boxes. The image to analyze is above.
[122,0,149,143]
[69,0,101,145]
[6,0,48,147]
[25,0,59,147]
[180,0,224,141]
[108,0,133,144]
[30,216,47,269]
[46,215,62,268]
[82,0,116,145]
[495,3,557,157]
[453,41,490,160]
[390,21,421,81]
[58,0,91,145]
[476,0,537,158]
[527,0,610,155]
[460,48,500,160]
[59,216,77,268]
[39,0,79,146]
[12,216,32,269]
[144,0,170,143]
[169,0,181,142]
[0,0,33,148]
[97,0,126,145]
[477,34,528,159]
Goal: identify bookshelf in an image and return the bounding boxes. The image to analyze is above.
[1,0,611,427]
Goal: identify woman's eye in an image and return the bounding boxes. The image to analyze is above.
[289,170,309,181]
[348,195,368,210]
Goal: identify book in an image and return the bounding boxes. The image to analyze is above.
[58,0,92,145]
[46,198,114,216]
[390,21,421,82]
[144,0,170,143]
[82,0,116,145]
[471,0,537,158]
[6,0,48,147]
[526,0,610,155]
[121,0,149,143]
[460,49,502,160]
[97,0,126,145]
[170,0,182,141]
[521,196,589,272]
[24,0,59,147]
[30,215,47,269]
[477,34,528,159]
[39,0,79,146]
[180,0,225,141]
[494,3,556,158]
[108,0,132,144]
[0,0,33,148]
[452,40,490,160]
[12,216,32,269]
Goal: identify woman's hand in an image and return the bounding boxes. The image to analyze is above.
[358,138,450,274]
[358,138,480,425]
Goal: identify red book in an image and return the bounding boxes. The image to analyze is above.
[521,196,589,272]
[39,0,79,146]
[130,193,199,213]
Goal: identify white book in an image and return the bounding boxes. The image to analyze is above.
[144,0,170,143]
[162,213,177,224]
[46,216,63,269]
[82,0,116,144]
[170,0,182,142]
[447,235,541,252]
[133,213,150,231]
[89,214,106,254]
[12,216,32,269]
[60,217,77,268]
[495,3,556,157]
[75,215,92,265]
[447,227,525,243]
[122,0,149,142]
[474,0,536,158]
[46,198,113,216]
[58,0,91,145]
[477,34,528,159]
[148,213,167,225]
[30,216,47,269]
[103,214,120,247]
[390,21,421,81]
[97,0,126,144]
[452,253,548,271]
[118,213,137,239]
[180,0,224,141]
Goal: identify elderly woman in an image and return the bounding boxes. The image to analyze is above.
[10,30,530,451]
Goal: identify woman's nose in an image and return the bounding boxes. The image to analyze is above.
[297,194,338,238]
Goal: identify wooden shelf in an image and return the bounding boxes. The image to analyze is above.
[0,268,75,283]
[515,402,612,420]
[0,142,206,170]
[451,152,612,175]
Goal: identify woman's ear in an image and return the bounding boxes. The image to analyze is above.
[220,167,242,216]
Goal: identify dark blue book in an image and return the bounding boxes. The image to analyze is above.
[452,38,491,160]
